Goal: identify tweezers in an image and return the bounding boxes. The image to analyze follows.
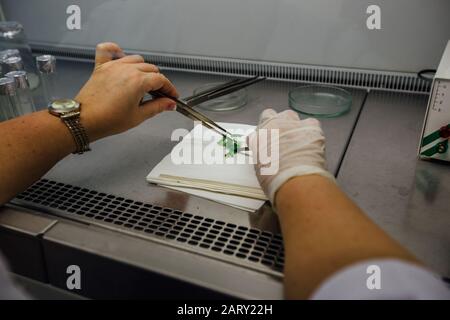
[183,75,265,106]
[152,90,234,138]
[151,75,266,139]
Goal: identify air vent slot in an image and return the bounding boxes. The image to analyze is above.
[31,43,431,94]
[12,179,284,277]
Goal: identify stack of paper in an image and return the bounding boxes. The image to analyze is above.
[146,123,267,212]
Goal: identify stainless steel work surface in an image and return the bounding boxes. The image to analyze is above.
[337,91,450,277]
[4,58,449,297]
[40,59,366,216]
[42,220,283,299]
[2,58,365,298]
[0,206,58,281]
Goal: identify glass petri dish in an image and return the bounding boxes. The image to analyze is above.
[289,85,352,118]
[192,82,247,111]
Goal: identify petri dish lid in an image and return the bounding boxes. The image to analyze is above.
[289,85,352,118]
[193,82,247,112]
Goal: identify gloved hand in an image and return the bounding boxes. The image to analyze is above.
[248,109,335,207]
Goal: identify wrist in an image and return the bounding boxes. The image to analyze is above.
[268,166,335,207]
[48,99,92,154]
[75,97,114,142]
[275,174,335,215]
[39,110,80,155]
[79,108,103,142]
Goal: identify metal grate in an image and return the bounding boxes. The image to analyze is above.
[12,179,284,277]
[31,43,431,94]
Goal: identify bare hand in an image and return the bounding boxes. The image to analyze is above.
[76,42,179,141]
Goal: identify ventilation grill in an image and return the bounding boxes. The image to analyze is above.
[12,179,284,277]
[31,43,431,94]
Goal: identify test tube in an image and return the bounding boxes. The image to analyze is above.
[0,22,39,89]
[5,70,35,115]
[36,55,57,104]
[0,77,19,121]
[0,49,20,76]
[3,56,24,72]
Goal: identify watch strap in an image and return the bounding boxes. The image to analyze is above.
[61,111,91,154]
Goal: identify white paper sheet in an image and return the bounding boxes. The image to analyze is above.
[146,123,265,212]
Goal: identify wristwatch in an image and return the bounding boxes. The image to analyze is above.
[48,99,91,154]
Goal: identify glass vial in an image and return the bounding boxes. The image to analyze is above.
[0,49,20,76]
[0,21,39,89]
[3,55,24,72]
[0,77,19,121]
[36,55,57,104]
[5,70,35,115]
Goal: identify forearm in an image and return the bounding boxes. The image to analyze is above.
[276,175,419,299]
[0,110,77,205]
[0,43,178,206]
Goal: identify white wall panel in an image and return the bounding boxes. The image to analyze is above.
[2,0,449,72]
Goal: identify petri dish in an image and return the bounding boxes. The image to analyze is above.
[192,82,247,111]
[289,85,352,117]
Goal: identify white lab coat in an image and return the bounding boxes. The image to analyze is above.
[312,259,450,299]
[0,253,28,299]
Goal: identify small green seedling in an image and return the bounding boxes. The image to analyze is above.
[218,135,242,158]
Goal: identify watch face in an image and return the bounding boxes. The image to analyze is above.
[49,99,80,114]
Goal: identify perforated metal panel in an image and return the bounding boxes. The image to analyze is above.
[12,179,284,277]
[31,44,431,94]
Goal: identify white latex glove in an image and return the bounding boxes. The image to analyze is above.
[249,109,335,206]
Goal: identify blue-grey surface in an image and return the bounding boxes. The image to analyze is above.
[41,60,366,217]
[2,59,450,297]
[337,91,450,277]
[25,60,450,278]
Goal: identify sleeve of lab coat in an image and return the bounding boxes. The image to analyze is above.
[0,252,30,300]
[311,259,450,300]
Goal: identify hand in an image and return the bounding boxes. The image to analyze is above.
[75,42,179,141]
[248,109,335,207]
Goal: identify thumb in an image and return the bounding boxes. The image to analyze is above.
[259,108,277,126]
[278,109,300,121]
[139,97,177,120]
[95,42,125,68]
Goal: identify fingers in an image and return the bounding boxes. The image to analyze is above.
[95,42,125,68]
[95,46,169,95]
[258,108,321,131]
[141,73,179,97]
[259,108,277,124]
[298,117,321,128]
[278,110,300,121]
[134,63,160,73]
[260,109,300,124]
[113,53,160,75]
[119,54,145,64]
[139,97,177,120]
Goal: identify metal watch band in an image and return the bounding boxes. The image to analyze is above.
[61,111,91,154]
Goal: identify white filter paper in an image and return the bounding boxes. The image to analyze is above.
[146,123,266,212]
